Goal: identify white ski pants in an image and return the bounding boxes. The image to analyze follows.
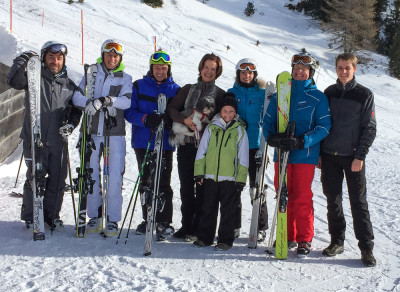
[87,135,126,222]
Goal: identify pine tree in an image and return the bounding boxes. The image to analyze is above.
[244,2,256,16]
[142,0,163,8]
[381,0,400,55]
[323,0,377,52]
[389,27,400,78]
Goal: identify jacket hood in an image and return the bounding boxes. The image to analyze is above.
[97,57,125,73]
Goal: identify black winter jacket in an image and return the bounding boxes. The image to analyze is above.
[7,55,81,147]
[321,77,376,160]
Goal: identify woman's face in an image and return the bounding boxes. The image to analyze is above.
[200,59,218,83]
[239,70,255,84]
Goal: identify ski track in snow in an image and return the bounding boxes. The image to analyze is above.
[1,0,400,291]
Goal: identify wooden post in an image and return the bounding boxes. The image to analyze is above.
[154,36,157,52]
[81,10,84,65]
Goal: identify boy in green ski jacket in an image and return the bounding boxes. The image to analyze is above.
[193,93,249,251]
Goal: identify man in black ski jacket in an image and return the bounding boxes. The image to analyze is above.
[7,41,81,230]
[320,52,377,267]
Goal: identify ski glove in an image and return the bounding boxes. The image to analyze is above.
[85,101,99,115]
[106,106,117,117]
[145,112,162,129]
[19,51,39,63]
[267,134,304,151]
[59,123,74,140]
[98,96,113,107]
[235,182,245,192]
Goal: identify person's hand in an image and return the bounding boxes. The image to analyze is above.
[351,158,364,172]
[195,176,204,185]
[235,182,245,192]
[19,51,39,63]
[183,117,196,131]
[106,106,117,117]
[145,112,162,129]
[280,136,304,151]
[59,123,74,140]
[85,101,99,115]
[98,96,113,107]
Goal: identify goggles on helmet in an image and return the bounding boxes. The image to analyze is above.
[291,54,314,66]
[151,52,171,63]
[103,42,123,55]
[238,63,256,71]
[46,43,68,55]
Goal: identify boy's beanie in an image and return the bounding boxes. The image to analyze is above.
[219,92,238,113]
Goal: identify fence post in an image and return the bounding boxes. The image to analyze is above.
[154,36,157,52]
[81,9,84,65]
[10,0,12,33]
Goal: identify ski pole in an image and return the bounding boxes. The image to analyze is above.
[14,152,24,188]
[116,131,155,244]
[67,144,77,225]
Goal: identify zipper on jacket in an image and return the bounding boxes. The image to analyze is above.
[215,131,219,147]
[215,130,226,182]
[224,133,231,147]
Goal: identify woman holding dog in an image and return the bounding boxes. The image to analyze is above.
[227,58,269,242]
[167,53,225,241]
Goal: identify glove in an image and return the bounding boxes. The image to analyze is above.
[19,51,39,63]
[145,112,162,128]
[59,123,74,140]
[235,182,245,192]
[85,101,99,115]
[106,106,117,117]
[267,133,285,148]
[98,96,113,107]
[280,136,304,151]
[162,113,172,130]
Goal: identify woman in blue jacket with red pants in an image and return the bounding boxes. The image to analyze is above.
[263,52,331,257]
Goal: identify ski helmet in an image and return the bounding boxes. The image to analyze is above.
[291,52,319,78]
[41,41,68,62]
[235,58,258,84]
[101,39,124,57]
[150,50,172,77]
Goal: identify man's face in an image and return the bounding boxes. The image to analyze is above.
[104,50,121,70]
[292,63,310,81]
[152,64,169,82]
[336,59,357,86]
[44,52,64,75]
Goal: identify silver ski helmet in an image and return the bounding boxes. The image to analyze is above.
[41,41,68,64]
[291,52,319,79]
[235,58,258,84]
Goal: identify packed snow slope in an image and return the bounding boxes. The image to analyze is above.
[0,0,399,291]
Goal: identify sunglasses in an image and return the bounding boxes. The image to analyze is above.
[291,55,313,66]
[151,52,171,62]
[47,43,68,55]
[238,63,256,71]
[103,43,123,55]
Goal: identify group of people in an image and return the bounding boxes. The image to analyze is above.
[7,39,377,267]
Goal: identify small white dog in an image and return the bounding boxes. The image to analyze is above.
[169,96,215,147]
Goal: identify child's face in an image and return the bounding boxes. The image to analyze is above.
[220,105,236,123]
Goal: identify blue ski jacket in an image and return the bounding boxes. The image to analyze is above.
[228,82,266,149]
[124,72,180,150]
[263,78,331,165]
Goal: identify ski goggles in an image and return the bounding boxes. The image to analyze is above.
[238,63,257,71]
[47,43,68,55]
[103,43,123,55]
[151,52,171,63]
[291,55,313,66]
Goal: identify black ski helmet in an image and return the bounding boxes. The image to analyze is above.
[41,41,68,65]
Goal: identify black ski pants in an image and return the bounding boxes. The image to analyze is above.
[321,152,374,251]
[176,143,204,235]
[21,141,68,223]
[234,148,268,231]
[134,148,173,224]
[197,180,240,246]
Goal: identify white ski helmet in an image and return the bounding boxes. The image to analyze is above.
[235,58,257,71]
[41,41,68,61]
[101,39,124,56]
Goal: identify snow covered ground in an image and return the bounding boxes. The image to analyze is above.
[0,0,399,291]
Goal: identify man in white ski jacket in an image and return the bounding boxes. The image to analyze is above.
[72,40,132,236]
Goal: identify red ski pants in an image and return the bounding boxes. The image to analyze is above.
[274,163,315,243]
